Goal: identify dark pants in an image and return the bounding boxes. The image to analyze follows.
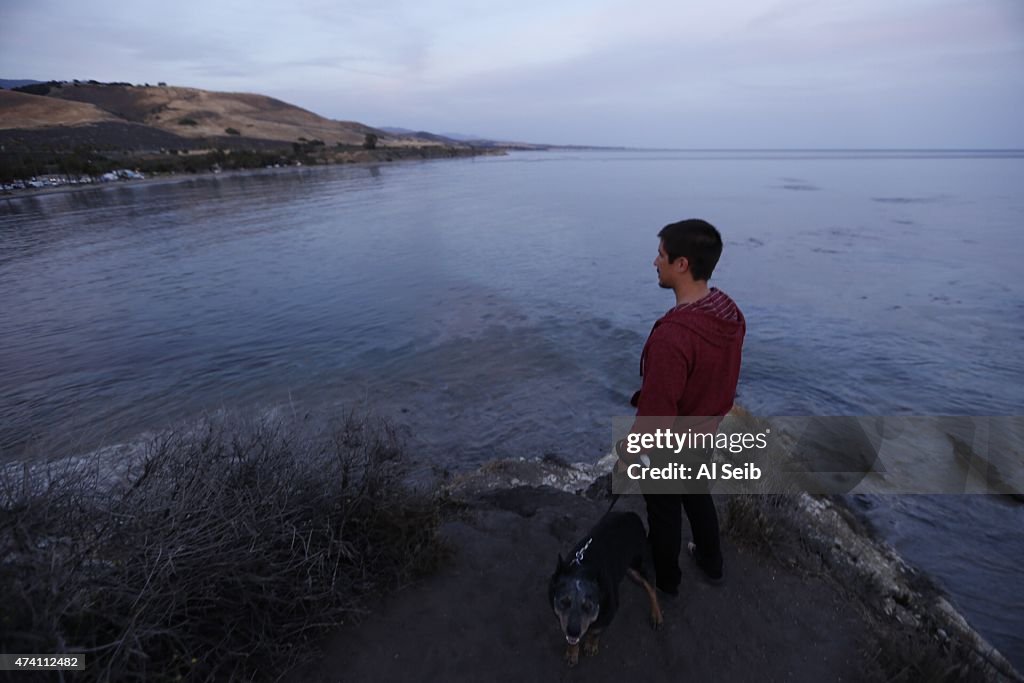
[643,492,721,591]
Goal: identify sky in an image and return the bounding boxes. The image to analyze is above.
[1,0,1022,148]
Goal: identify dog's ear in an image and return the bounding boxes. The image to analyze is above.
[556,553,566,573]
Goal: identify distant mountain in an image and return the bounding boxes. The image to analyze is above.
[378,126,417,136]
[378,126,551,149]
[381,128,488,143]
[385,127,495,144]
[0,79,44,90]
[0,81,460,150]
[378,127,464,145]
[439,131,489,142]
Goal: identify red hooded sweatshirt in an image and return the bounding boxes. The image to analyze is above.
[635,288,745,423]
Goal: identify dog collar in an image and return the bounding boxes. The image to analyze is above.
[571,538,593,566]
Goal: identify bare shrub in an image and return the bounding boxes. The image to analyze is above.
[0,411,445,681]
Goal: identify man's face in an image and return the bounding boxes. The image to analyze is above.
[654,239,683,289]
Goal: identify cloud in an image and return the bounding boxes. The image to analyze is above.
[1,0,1021,146]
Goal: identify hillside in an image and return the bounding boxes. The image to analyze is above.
[0,81,443,149]
[0,89,120,128]
[0,81,505,184]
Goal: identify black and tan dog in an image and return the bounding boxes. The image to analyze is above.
[549,511,663,666]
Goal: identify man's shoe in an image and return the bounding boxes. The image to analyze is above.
[687,542,724,585]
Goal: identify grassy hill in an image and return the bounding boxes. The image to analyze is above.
[0,81,437,149]
[0,88,120,128]
[0,81,497,183]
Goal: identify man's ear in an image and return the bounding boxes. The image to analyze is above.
[673,256,690,274]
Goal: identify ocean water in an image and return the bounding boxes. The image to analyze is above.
[1,150,1022,666]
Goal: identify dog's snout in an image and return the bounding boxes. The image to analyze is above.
[566,614,585,640]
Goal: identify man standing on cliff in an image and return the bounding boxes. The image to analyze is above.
[621,218,745,594]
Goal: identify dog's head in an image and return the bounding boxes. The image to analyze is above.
[549,554,601,645]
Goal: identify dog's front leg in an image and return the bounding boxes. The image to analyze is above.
[564,642,580,667]
[583,629,602,657]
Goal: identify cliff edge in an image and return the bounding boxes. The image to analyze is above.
[297,454,1022,682]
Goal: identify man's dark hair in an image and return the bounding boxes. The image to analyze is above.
[657,218,723,281]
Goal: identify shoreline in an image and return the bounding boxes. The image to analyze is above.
[3,407,1021,680]
[0,145,506,202]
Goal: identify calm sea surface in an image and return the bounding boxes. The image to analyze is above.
[2,150,1022,666]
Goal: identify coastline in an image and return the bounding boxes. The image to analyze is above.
[3,406,1020,680]
[0,145,506,202]
[301,451,1022,681]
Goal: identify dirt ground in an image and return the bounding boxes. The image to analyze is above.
[291,486,875,682]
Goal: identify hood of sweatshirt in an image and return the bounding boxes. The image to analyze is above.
[655,288,744,344]
[640,288,745,376]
